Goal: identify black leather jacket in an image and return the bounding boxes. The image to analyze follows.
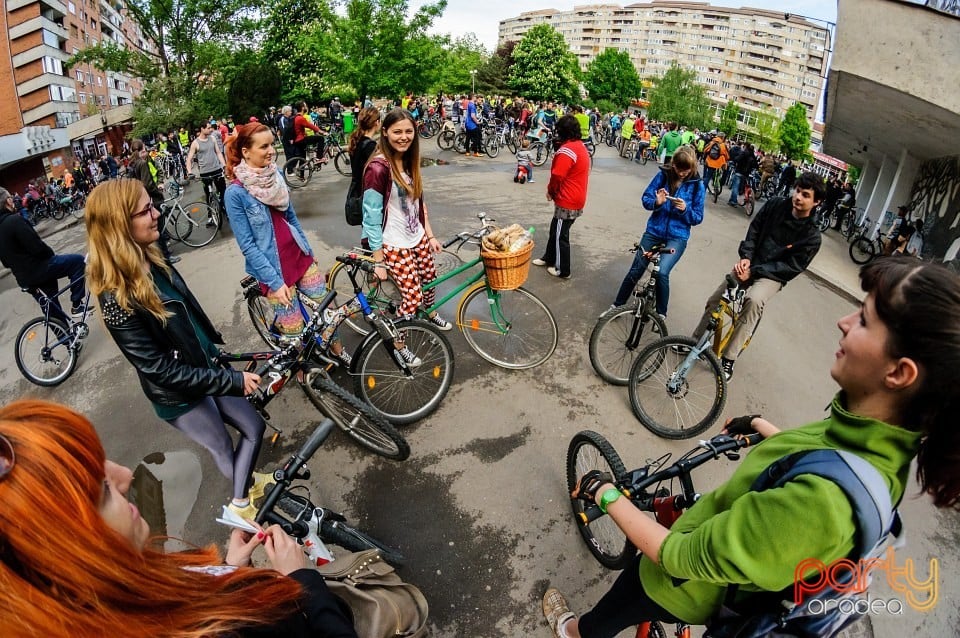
[100,264,244,407]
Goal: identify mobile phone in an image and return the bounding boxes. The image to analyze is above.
[667,196,683,203]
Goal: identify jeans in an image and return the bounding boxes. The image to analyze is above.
[702,165,717,190]
[728,172,744,204]
[33,253,87,313]
[613,232,687,315]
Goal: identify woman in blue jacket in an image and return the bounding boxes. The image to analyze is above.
[609,145,704,317]
[224,122,348,363]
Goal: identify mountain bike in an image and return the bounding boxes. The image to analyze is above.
[637,144,658,165]
[589,244,671,385]
[627,274,750,439]
[707,166,724,203]
[849,227,885,265]
[252,418,405,565]
[282,135,351,187]
[15,280,93,386]
[730,171,757,217]
[159,179,220,248]
[436,120,457,151]
[245,259,455,427]
[224,286,410,460]
[528,131,556,167]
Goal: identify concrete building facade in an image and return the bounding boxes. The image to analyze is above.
[1,0,147,190]
[498,2,830,132]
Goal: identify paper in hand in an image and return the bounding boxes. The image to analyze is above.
[216,505,259,533]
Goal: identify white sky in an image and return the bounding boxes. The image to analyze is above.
[413,0,838,51]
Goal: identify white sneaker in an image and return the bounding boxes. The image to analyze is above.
[547,267,569,279]
[396,347,422,367]
[532,258,548,267]
[427,313,453,331]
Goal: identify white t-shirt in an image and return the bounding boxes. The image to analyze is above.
[382,174,424,249]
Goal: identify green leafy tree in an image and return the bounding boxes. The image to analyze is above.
[475,41,515,95]
[583,49,641,108]
[262,0,340,103]
[718,99,739,138]
[778,102,812,160]
[752,106,781,152]
[646,63,711,130]
[508,24,579,102]
[433,33,487,94]
[846,165,861,185]
[228,60,283,121]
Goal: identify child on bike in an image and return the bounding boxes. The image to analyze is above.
[515,147,534,184]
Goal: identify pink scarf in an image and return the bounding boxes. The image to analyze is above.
[233,160,289,210]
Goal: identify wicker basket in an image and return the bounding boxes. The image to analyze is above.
[481,240,534,290]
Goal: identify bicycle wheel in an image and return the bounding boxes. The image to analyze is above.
[246,292,281,348]
[50,203,66,220]
[333,151,352,177]
[840,212,854,238]
[352,319,455,425]
[176,202,219,247]
[744,192,755,217]
[282,157,313,188]
[70,194,86,218]
[320,517,405,566]
[15,317,78,386]
[849,236,876,265]
[454,132,468,154]
[589,306,668,385]
[302,370,410,461]
[817,209,832,233]
[628,336,725,439]
[327,261,402,336]
[432,249,463,277]
[711,175,722,203]
[437,130,455,151]
[457,285,558,369]
[566,430,634,570]
[485,136,501,158]
[506,132,518,155]
[530,142,549,166]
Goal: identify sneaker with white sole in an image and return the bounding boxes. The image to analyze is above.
[542,588,577,638]
[396,346,422,367]
[427,313,453,331]
[532,258,548,267]
[547,266,569,279]
[71,303,94,320]
[335,348,352,366]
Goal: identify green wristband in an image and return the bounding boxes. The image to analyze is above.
[598,488,621,514]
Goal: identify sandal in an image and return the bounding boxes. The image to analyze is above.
[542,588,576,638]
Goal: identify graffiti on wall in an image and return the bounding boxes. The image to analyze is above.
[909,155,960,263]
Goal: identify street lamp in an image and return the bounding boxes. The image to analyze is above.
[470,69,477,95]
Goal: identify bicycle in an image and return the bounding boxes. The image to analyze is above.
[627,274,750,439]
[282,135,351,188]
[566,430,763,635]
[589,244,672,385]
[159,180,220,248]
[848,227,885,265]
[637,144,658,166]
[15,279,93,386]
[327,213,559,370]
[707,165,724,203]
[224,286,410,460]
[436,120,457,151]
[528,131,555,167]
[729,171,757,217]
[244,258,455,426]
[250,418,404,565]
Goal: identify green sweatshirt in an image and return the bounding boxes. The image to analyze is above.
[640,395,921,624]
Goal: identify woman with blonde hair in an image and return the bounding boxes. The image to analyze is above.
[0,399,357,637]
[85,178,269,519]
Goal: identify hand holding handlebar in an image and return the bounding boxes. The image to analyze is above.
[574,470,614,503]
[722,414,761,436]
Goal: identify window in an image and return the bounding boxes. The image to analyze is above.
[76,70,83,81]
[42,56,63,75]
[79,92,86,103]
[96,75,102,86]
[68,0,75,13]
[42,29,60,47]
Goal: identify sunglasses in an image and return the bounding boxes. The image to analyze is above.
[0,434,14,482]
[131,202,155,219]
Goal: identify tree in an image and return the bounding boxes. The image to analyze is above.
[583,49,642,109]
[432,33,486,94]
[778,102,812,160]
[752,106,781,152]
[262,0,340,103]
[508,24,579,102]
[228,60,283,121]
[646,63,711,130]
[718,99,739,138]
[475,40,516,95]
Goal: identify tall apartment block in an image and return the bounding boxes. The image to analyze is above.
[499,1,830,134]
[1,0,147,190]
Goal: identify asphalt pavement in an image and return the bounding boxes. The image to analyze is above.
[0,143,952,637]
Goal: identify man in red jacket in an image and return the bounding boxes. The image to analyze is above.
[532,115,590,279]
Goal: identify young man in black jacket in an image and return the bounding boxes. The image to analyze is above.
[692,171,825,380]
[0,187,89,317]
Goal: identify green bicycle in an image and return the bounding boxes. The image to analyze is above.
[327,213,559,369]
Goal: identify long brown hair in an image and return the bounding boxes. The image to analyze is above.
[224,122,271,180]
[0,400,305,637]
[376,109,422,199]
[667,145,698,191]
[86,179,170,321]
[348,106,381,154]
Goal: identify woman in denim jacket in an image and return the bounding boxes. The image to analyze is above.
[609,146,705,318]
[224,123,348,363]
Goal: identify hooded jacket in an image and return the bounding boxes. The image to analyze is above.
[739,196,821,284]
[641,167,706,242]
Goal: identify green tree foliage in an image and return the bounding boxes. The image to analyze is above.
[474,41,515,95]
[433,33,487,94]
[778,102,813,160]
[646,63,711,130]
[228,60,283,121]
[583,49,641,109]
[718,99,739,138]
[752,106,781,152]
[262,0,339,103]
[846,165,861,185]
[508,24,580,102]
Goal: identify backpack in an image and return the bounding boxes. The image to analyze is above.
[708,143,722,160]
[280,115,295,143]
[704,449,899,638]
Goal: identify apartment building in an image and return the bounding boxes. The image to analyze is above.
[1,0,147,190]
[499,1,830,133]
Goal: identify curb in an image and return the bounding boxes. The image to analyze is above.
[803,266,861,306]
[0,215,84,282]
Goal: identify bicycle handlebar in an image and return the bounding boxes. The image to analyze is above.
[578,433,762,524]
[335,253,378,274]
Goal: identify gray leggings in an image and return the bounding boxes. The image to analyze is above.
[167,395,265,500]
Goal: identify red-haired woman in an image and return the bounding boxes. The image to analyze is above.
[0,399,357,637]
[224,122,349,363]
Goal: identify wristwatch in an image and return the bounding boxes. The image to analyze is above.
[598,488,621,514]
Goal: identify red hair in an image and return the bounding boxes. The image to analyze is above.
[0,400,304,637]
[224,122,271,180]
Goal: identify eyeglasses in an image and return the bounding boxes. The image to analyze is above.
[0,434,14,482]
[131,202,155,219]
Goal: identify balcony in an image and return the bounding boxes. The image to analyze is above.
[9,16,68,41]
[22,100,79,127]
[16,72,72,97]
[12,43,69,68]
[7,0,67,16]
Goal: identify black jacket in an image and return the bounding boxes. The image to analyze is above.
[100,264,244,407]
[739,197,821,285]
[734,150,758,176]
[238,570,358,638]
[348,137,377,198]
[130,157,163,205]
[0,209,54,287]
